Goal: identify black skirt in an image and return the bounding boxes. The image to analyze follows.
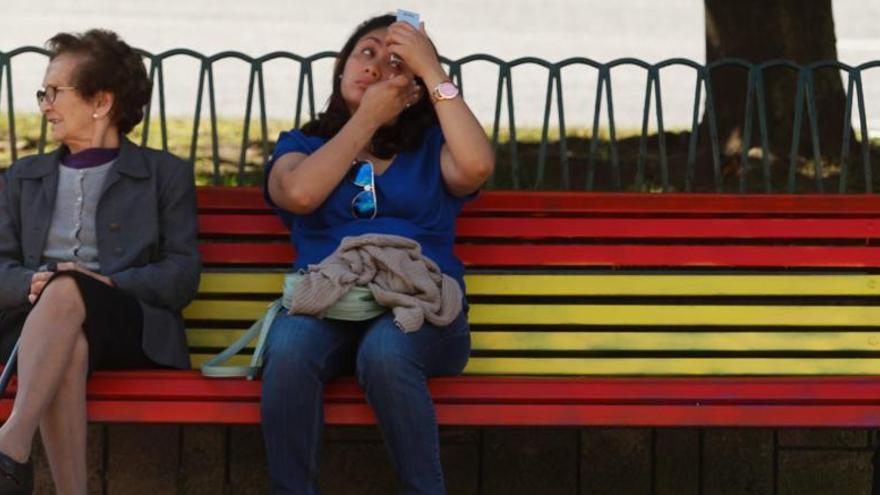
[0,271,159,373]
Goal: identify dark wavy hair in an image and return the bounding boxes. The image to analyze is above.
[301,14,438,159]
[46,29,151,135]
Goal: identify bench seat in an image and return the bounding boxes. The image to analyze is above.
[4,373,880,427]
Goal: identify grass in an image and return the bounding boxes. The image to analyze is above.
[0,113,291,186]
[2,113,879,192]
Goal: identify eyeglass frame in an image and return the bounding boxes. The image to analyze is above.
[350,159,378,219]
[36,85,77,106]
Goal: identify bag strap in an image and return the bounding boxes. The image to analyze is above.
[200,298,283,380]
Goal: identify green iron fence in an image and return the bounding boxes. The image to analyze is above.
[1,47,877,192]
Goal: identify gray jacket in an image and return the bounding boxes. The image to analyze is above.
[0,138,201,369]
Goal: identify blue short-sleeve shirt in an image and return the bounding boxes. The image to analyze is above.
[264,126,473,290]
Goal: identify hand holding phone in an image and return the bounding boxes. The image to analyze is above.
[390,9,420,68]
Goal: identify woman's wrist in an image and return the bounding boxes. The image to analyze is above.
[349,108,383,136]
[420,66,448,89]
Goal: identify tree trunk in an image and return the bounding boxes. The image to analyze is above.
[703,0,850,173]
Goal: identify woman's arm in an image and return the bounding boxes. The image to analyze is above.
[268,76,418,215]
[267,110,378,215]
[386,22,495,197]
[0,164,37,309]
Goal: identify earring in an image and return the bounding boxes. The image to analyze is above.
[92,113,98,119]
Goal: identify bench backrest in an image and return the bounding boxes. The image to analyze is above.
[187,187,880,376]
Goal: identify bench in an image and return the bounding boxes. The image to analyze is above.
[5,186,880,427]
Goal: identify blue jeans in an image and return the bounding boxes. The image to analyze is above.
[260,308,471,495]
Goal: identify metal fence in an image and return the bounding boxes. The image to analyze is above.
[1,47,877,192]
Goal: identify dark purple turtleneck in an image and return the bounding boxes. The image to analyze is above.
[61,147,120,169]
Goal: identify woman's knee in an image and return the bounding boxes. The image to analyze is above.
[355,324,418,387]
[36,275,85,321]
[261,313,347,380]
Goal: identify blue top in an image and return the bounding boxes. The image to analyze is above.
[264,126,473,290]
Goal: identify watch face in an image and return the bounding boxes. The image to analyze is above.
[438,81,459,99]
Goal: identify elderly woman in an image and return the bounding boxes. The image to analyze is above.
[0,29,200,494]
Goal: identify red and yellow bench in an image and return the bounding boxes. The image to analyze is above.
[8,187,880,427]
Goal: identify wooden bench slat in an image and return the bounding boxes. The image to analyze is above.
[199,214,283,234]
[54,401,880,426]
[458,218,880,239]
[199,214,880,239]
[200,243,880,267]
[456,245,880,268]
[469,331,880,351]
[186,329,880,352]
[199,273,285,293]
[468,304,880,326]
[77,372,880,402]
[37,399,880,428]
[462,192,880,215]
[463,358,880,375]
[184,301,880,327]
[186,354,880,375]
[9,399,877,426]
[196,187,880,216]
[199,273,880,296]
[465,274,880,296]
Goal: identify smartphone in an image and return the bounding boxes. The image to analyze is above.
[396,9,420,29]
[390,9,420,68]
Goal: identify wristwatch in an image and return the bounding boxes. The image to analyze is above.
[431,80,459,103]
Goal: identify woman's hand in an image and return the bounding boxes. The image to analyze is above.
[29,262,113,304]
[28,271,53,304]
[384,21,445,83]
[356,74,422,127]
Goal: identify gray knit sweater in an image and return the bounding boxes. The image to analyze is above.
[41,161,114,271]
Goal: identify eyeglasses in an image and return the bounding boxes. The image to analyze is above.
[36,85,77,105]
[350,160,377,219]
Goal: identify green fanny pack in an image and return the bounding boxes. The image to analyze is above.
[281,272,385,321]
[201,272,386,379]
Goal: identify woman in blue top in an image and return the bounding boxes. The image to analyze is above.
[263,13,493,495]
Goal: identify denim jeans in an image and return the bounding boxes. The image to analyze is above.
[260,308,471,495]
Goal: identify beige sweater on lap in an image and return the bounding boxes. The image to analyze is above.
[290,234,463,332]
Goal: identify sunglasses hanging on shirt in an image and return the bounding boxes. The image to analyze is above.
[350,160,378,219]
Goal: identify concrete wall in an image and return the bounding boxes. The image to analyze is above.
[29,425,877,494]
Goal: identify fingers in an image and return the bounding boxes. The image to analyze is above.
[385,23,440,83]
[30,280,48,300]
[29,271,53,303]
[31,279,48,297]
[405,83,422,108]
[361,73,420,122]
[27,262,97,305]
[385,22,426,56]
[387,73,411,87]
[388,20,427,38]
[388,21,419,37]
[386,75,422,108]
[31,271,53,283]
